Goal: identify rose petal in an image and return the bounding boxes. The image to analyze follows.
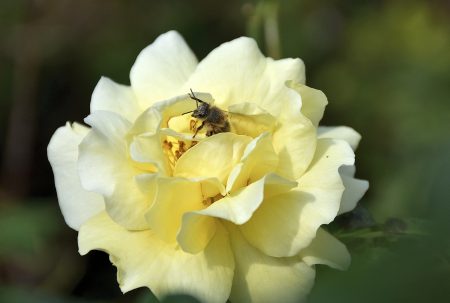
[318,126,362,150]
[129,132,171,175]
[178,174,296,254]
[130,31,198,108]
[227,103,277,138]
[145,178,204,244]
[47,122,104,230]
[240,138,355,257]
[176,212,218,254]
[78,111,150,230]
[78,212,234,303]
[227,225,315,303]
[273,109,316,180]
[317,127,368,214]
[287,81,328,127]
[193,175,263,224]
[174,133,251,184]
[299,227,351,270]
[226,132,278,193]
[338,165,369,214]
[90,77,142,123]
[184,37,305,116]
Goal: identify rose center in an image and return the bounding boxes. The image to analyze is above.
[162,137,197,170]
[202,193,223,206]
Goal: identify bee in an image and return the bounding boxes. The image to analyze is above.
[183,89,230,138]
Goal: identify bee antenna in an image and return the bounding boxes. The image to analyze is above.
[189,88,207,104]
[182,110,194,115]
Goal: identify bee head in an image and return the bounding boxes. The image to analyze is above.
[192,102,210,118]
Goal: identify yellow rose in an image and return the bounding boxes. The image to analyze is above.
[48,31,368,303]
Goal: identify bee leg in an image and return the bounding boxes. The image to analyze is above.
[189,119,197,131]
[193,121,205,138]
[223,121,230,132]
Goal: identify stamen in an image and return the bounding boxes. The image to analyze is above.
[202,193,223,206]
[189,119,197,132]
[162,138,196,171]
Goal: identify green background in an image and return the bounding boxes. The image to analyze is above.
[1,0,449,302]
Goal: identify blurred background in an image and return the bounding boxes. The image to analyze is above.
[0,0,449,302]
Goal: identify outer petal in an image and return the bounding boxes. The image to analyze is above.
[240,139,355,257]
[318,126,361,151]
[317,127,368,214]
[79,212,234,303]
[48,122,104,230]
[287,81,328,128]
[299,228,351,270]
[184,37,305,116]
[130,31,198,108]
[338,165,369,214]
[273,109,316,180]
[90,77,142,123]
[174,133,251,184]
[228,225,315,303]
[78,111,150,230]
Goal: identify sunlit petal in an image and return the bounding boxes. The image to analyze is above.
[78,111,150,230]
[184,37,305,116]
[130,31,198,108]
[240,138,355,257]
[299,228,351,270]
[79,212,234,303]
[90,77,142,123]
[48,122,104,230]
[228,225,315,303]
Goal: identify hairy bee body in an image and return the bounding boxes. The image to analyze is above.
[187,90,230,138]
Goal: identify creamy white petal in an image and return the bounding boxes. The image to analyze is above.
[240,139,355,257]
[176,211,218,254]
[228,103,277,138]
[178,174,295,254]
[78,111,150,230]
[287,81,328,127]
[78,212,234,303]
[174,133,251,184]
[318,126,362,150]
[90,77,142,123]
[273,110,316,180]
[226,132,278,193]
[145,178,204,244]
[338,165,369,215]
[228,225,315,303]
[317,127,368,213]
[184,36,305,116]
[130,31,198,108]
[191,176,266,225]
[299,228,351,270]
[129,132,171,175]
[48,122,104,230]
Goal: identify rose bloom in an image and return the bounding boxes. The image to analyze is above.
[48,31,368,303]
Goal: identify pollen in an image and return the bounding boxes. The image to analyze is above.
[202,193,224,206]
[162,137,197,171]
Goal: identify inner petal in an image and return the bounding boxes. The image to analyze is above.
[174,133,252,184]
